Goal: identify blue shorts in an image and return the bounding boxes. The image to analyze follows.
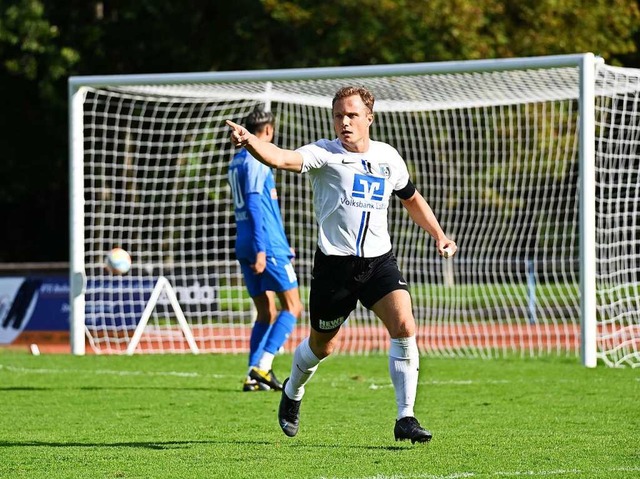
[240,255,299,297]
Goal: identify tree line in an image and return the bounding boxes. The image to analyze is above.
[1,0,639,262]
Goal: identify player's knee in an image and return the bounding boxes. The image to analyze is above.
[255,307,277,324]
[280,291,303,318]
[309,334,335,359]
[389,316,416,338]
[289,298,303,319]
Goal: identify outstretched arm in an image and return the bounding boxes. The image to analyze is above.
[225,120,304,172]
[400,190,457,258]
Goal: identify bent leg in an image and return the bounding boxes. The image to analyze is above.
[285,327,340,401]
[371,289,415,339]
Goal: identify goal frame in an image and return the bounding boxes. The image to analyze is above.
[68,53,598,365]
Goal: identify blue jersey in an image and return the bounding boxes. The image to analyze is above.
[228,149,293,261]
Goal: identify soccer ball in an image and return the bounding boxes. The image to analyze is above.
[105,247,132,275]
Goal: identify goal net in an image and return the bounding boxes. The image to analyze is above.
[69,54,640,367]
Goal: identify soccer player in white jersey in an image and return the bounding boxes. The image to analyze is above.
[226,87,457,443]
[227,107,302,392]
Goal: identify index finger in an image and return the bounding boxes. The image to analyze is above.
[225,119,240,130]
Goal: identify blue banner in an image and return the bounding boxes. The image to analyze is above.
[0,276,69,344]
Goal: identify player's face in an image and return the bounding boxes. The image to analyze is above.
[333,95,373,153]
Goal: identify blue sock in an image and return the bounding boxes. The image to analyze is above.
[248,321,271,367]
[263,310,297,355]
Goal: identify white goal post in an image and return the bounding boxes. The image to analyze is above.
[68,53,640,367]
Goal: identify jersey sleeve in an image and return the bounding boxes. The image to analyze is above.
[297,140,331,173]
[391,147,411,191]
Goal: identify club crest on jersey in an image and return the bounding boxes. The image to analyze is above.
[379,163,391,179]
[352,174,385,201]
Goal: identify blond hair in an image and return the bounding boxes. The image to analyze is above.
[332,86,375,113]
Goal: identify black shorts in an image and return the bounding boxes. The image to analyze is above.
[309,248,409,332]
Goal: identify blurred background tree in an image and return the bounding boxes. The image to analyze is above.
[0,0,638,262]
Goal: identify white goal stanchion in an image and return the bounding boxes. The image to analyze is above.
[125,276,199,355]
[68,54,640,366]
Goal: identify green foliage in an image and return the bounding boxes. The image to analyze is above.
[259,0,640,66]
[499,0,640,63]
[0,0,79,98]
[0,351,638,478]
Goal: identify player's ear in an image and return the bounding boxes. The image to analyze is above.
[368,113,374,125]
[264,123,274,138]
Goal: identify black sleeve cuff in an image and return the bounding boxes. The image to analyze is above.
[393,180,416,200]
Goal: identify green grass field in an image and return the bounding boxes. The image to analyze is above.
[0,350,638,479]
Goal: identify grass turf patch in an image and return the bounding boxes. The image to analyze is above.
[0,350,638,478]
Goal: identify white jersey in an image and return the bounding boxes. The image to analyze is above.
[297,138,410,257]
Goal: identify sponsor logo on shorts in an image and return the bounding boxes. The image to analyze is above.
[318,317,346,330]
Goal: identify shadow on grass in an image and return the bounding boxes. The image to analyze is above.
[0,439,407,451]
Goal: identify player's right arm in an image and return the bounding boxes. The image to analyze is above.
[226,120,303,172]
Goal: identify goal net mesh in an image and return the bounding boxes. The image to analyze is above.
[74,61,640,366]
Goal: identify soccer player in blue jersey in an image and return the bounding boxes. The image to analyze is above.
[226,87,457,442]
[228,107,302,392]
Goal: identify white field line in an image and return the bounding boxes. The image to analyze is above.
[0,363,513,386]
[5,365,631,390]
[0,364,224,378]
[326,466,640,479]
